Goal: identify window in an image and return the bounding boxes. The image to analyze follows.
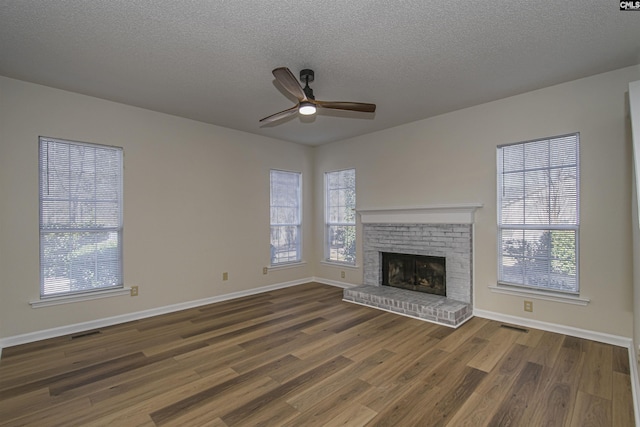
[39,137,123,298]
[325,169,356,264]
[270,170,302,265]
[497,133,579,294]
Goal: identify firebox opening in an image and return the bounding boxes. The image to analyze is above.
[381,252,446,297]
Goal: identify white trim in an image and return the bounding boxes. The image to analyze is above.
[268,261,307,271]
[629,80,640,426]
[630,80,640,226]
[2,278,314,350]
[357,203,483,225]
[270,169,303,265]
[4,280,638,424]
[30,287,132,308]
[39,137,124,301]
[630,338,640,427]
[319,261,359,269]
[312,277,358,289]
[324,168,357,262]
[488,285,590,306]
[475,308,639,425]
[473,308,630,347]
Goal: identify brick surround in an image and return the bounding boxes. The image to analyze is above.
[343,221,475,327]
[363,223,472,304]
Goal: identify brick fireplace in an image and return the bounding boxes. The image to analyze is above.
[343,204,481,327]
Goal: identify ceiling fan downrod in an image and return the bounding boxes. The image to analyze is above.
[300,69,315,100]
[258,66,376,124]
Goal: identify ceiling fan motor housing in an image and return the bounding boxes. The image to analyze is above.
[259,66,376,124]
[300,69,314,83]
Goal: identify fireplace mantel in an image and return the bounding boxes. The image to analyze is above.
[357,203,483,225]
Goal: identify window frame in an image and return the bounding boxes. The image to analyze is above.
[324,168,357,265]
[269,169,302,266]
[497,133,580,295]
[39,136,124,299]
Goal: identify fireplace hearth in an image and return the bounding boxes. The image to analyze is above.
[342,205,481,327]
[382,252,446,296]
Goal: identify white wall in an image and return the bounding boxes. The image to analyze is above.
[314,65,640,337]
[2,64,639,344]
[0,76,314,340]
[630,80,640,356]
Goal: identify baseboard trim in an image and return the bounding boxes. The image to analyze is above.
[473,309,632,348]
[474,308,640,426]
[0,277,315,351]
[311,277,358,289]
[631,339,640,427]
[3,282,637,426]
[473,309,632,347]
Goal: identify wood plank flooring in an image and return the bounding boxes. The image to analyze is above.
[0,282,634,426]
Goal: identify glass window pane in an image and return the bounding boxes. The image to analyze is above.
[40,137,123,297]
[327,225,356,263]
[270,225,300,264]
[325,169,356,263]
[500,256,524,285]
[500,171,524,224]
[269,170,302,264]
[497,134,579,293]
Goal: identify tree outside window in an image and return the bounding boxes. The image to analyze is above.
[498,134,579,293]
[325,169,356,264]
[40,137,123,297]
[270,170,302,264]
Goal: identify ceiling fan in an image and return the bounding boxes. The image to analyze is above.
[259,67,376,124]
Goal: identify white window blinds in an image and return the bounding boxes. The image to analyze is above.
[39,137,123,297]
[270,170,302,264]
[497,133,579,293]
[325,169,356,264]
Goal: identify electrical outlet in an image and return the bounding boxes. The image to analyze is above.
[130,286,139,297]
[263,267,268,275]
[340,271,346,279]
[223,272,228,281]
[524,300,533,312]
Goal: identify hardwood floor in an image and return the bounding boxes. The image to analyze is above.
[0,282,634,426]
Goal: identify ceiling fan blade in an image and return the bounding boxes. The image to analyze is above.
[315,100,376,113]
[259,105,299,124]
[272,67,307,102]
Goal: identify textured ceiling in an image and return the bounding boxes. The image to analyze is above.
[1,1,639,146]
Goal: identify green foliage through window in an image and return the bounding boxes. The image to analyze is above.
[498,134,579,293]
[39,137,123,297]
[326,169,356,264]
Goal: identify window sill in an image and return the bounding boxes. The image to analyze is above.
[488,284,590,306]
[30,287,132,308]
[268,261,307,271]
[320,260,359,269]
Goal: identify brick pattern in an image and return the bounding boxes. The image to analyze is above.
[343,285,472,327]
[363,223,473,304]
[345,223,474,327]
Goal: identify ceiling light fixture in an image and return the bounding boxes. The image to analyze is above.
[259,68,376,124]
[299,101,317,116]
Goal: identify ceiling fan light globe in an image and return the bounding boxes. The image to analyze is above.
[299,102,317,116]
